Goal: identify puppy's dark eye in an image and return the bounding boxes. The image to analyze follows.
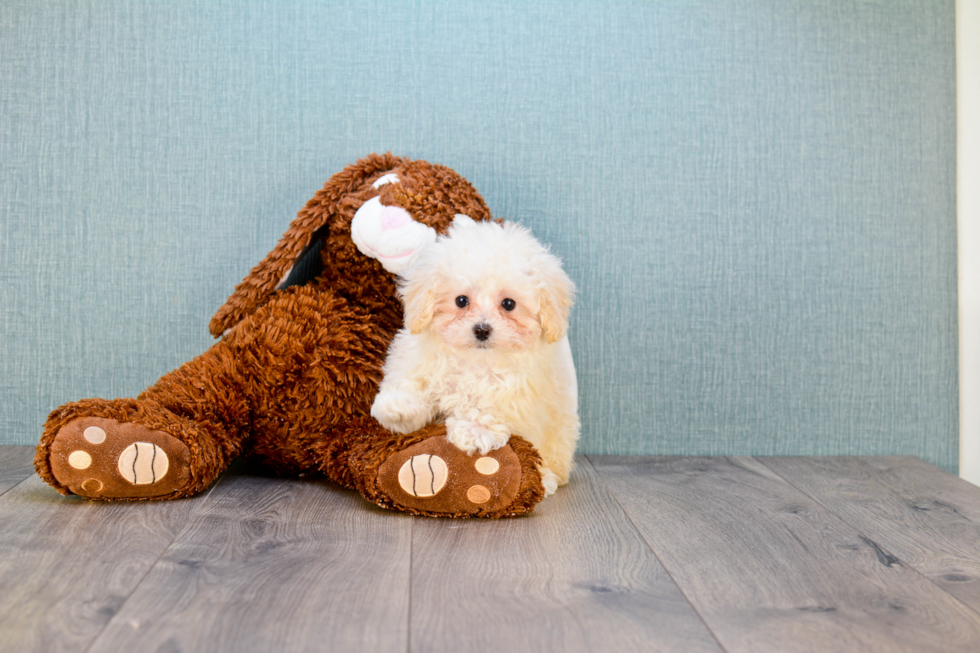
[501,298,516,312]
[455,296,469,308]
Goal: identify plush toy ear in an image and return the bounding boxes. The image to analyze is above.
[275,225,328,290]
[209,153,409,337]
[537,262,576,344]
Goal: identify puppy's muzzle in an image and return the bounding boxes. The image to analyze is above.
[473,323,492,342]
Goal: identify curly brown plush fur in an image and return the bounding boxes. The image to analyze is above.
[35,154,545,518]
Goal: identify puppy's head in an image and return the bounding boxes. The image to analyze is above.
[400,219,575,349]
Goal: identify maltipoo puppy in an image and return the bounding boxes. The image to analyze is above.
[371,217,579,496]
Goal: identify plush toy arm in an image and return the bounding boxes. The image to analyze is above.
[209,152,409,337]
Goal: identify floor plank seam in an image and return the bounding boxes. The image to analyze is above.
[754,457,980,621]
[79,471,233,653]
[582,455,732,653]
[0,473,36,500]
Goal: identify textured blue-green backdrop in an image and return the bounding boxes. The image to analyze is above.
[0,1,958,470]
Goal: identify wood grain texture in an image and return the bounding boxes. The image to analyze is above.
[408,456,722,653]
[0,474,206,653]
[6,450,980,653]
[859,457,980,525]
[758,457,980,612]
[85,471,412,653]
[0,445,36,496]
[591,456,980,653]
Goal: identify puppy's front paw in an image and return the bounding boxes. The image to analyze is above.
[371,389,431,434]
[446,416,510,456]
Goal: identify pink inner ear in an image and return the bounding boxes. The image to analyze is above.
[380,206,413,231]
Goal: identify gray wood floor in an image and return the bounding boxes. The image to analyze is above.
[1,446,979,653]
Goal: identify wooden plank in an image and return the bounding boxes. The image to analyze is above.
[591,456,980,653]
[409,456,723,653]
[0,445,37,496]
[860,457,980,525]
[0,474,208,653]
[86,471,412,653]
[758,457,980,613]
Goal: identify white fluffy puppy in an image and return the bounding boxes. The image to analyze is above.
[371,218,579,496]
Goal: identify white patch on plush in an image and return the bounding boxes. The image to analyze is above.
[350,196,437,275]
[372,172,400,189]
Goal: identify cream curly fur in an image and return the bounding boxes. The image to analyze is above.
[371,219,579,496]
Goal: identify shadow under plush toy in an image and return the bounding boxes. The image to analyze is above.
[35,153,550,518]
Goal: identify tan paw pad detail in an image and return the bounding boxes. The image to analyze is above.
[83,426,106,444]
[81,478,103,493]
[68,450,92,470]
[117,442,169,485]
[466,485,491,504]
[474,457,499,475]
[397,454,448,497]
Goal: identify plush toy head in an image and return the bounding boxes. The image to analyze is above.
[209,153,493,337]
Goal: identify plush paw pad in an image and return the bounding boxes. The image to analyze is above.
[117,442,170,485]
[48,417,191,499]
[398,454,449,497]
[466,485,491,504]
[378,436,523,515]
[474,456,500,475]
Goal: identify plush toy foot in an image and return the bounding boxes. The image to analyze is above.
[372,431,545,518]
[45,416,192,499]
[36,398,230,501]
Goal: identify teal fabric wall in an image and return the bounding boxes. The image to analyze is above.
[0,1,958,470]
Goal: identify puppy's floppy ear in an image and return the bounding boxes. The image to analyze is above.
[399,271,438,335]
[537,260,576,344]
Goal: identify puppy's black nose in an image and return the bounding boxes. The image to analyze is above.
[473,324,492,342]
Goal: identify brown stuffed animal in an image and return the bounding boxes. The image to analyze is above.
[35,153,545,517]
